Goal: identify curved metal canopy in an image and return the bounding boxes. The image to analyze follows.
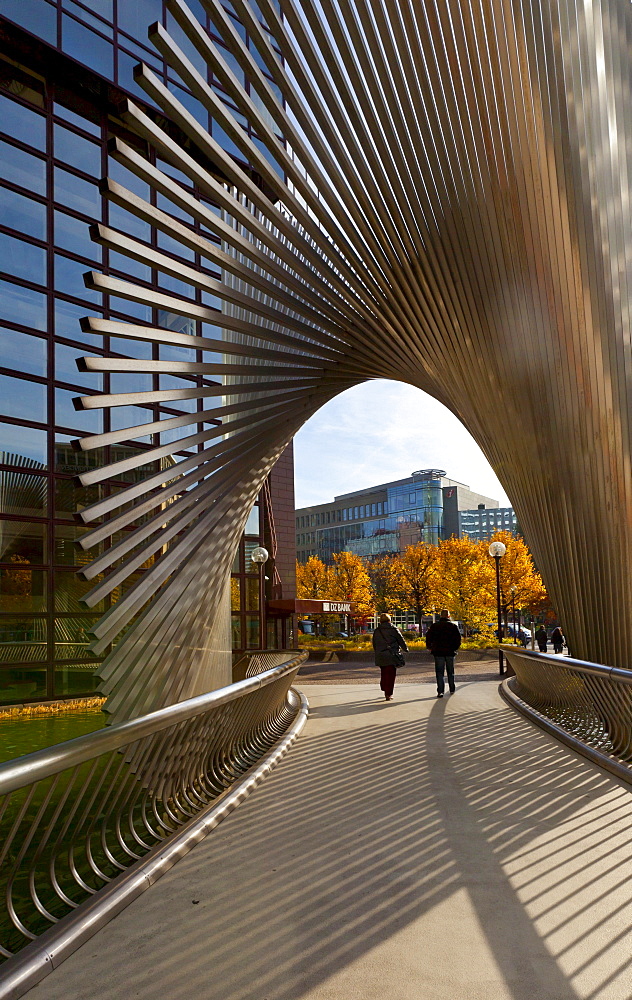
[74,0,632,719]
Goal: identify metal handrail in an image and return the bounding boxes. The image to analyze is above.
[502,648,632,780]
[0,650,307,970]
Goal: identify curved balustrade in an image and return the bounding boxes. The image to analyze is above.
[0,650,307,995]
[501,648,632,783]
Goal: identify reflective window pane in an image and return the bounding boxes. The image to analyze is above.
[110,336,152,360]
[0,422,47,465]
[0,666,47,702]
[54,524,99,566]
[110,406,153,439]
[108,250,151,282]
[0,140,46,195]
[0,521,45,564]
[55,297,102,346]
[55,388,103,433]
[0,186,46,240]
[61,16,114,77]
[159,311,196,337]
[0,328,47,378]
[107,158,150,200]
[55,343,103,390]
[0,232,46,285]
[53,101,101,137]
[54,254,102,303]
[54,435,104,474]
[54,478,103,519]
[109,296,151,323]
[117,0,163,38]
[157,230,195,261]
[246,615,260,648]
[54,570,105,613]
[0,466,47,517]
[0,0,56,45]
[54,167,100,216]
[0,96,46,151]
[54,663,100,696]
[244,505,259,535]
[0,374,46,423]
[62,1,113,35]
[0,618,47,664]
[54,124,101,176]
[231,614,241,648]
[54,616,102,659]
[109,201,150,241]
[0,565,46,612]
[54,210,99,260]
[245,577,259,611]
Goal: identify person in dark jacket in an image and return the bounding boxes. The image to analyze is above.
[425,609,462,697]
[535,626,548,653]
[372,613,408,701]
[550,625,565,654]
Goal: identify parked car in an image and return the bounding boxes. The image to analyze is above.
[507,624,531,643]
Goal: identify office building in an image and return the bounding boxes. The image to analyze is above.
[459,505,519,541]
[0,2,295,704]
[295,469,509,563]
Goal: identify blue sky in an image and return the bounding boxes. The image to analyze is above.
[293,380,511,509]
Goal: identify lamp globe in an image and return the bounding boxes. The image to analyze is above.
[250,546,269,565]
[488,541,506,558]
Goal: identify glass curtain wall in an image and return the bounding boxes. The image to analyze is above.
[0,3,283,702]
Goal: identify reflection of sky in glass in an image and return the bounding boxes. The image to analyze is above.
[0,374,46,423]
[0,422,47,465]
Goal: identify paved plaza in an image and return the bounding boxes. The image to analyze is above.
[25,680,632,1000]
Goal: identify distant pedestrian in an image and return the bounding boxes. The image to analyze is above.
[551,625,565,654]
[535,626,548,653]
[372,613,408,702]
[425,610,462,698]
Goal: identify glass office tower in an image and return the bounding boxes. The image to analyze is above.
[0,2,284,703]
[296,470,504,564]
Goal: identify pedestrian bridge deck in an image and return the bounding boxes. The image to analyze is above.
[26,680,632,1000]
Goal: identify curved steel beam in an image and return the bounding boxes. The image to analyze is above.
[75,0,632,720]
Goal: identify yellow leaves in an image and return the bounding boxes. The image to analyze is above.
[434,537,495,631]
[295,555,331,599]
[295,532,548,632]
[296,552,374,616]
[388,543,438,621]
[489,530,548,612]
[330,551,374,617]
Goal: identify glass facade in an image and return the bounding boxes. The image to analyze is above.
[297,472,446,564]
[459,507,518,541]
[0,3,284,701]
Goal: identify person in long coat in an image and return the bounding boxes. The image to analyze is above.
[535,626,548,652]
[372,613,408,701]
[550,625,565,654]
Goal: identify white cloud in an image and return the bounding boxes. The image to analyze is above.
[293,380,511,508]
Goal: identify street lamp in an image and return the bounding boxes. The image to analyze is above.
[510,585,517,644]
[489,540,506,675]
[250,546,269,567]
[250,546,269,645]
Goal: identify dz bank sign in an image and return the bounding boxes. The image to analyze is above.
[322,602,352,613]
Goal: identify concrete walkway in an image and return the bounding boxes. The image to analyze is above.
[25,681,632,1000]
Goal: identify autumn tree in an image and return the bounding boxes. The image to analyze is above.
[367,554,397,614]
[296,555,331,599]
[488,530,548,623]
[434,537,495,636]
[330,551,374,621]
[389,543,438,626]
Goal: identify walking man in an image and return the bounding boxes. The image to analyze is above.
[425,609,462,698]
